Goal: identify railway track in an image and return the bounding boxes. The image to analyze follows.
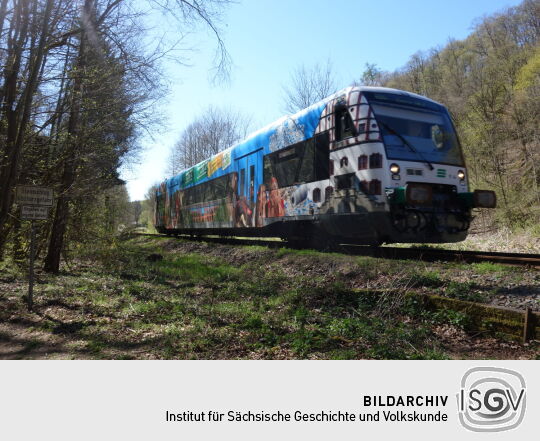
[362,246,540,268]
[134,233,540,268]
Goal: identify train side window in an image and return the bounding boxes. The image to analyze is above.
[263,133,329,187]
[156,193,165,223]
[314,133,330,180]
[335,105,354,141]
[296,140,313,183]
[211,180,218,200]
[263,145,298,188]
[325,186,333,201]
[358,155,368,170]
[203,181,212,201]
[263,155,274,186]
[336,173,354,190]
[249,165,255,202]
[240,168,245,196]
[360,180,369,194]
[183,174,231,206]
[369,179,381,195]
[216,175,229,199]
[312,188,321,203]
[369,153,382,169]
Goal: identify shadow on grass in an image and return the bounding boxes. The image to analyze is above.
[0,328,68,359]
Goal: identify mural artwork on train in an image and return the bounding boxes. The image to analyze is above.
[157,111,328,229]
[156,97,342,230]
[157,154,280,229]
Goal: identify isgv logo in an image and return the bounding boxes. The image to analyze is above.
[457,367,526,432]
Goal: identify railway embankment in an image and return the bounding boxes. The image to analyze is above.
[0,236,538,359]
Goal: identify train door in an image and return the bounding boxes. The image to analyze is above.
[235,149,262,228]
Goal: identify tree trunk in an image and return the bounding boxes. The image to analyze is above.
[0,0,54,254]
[0,0,30,254]
[44,0,93,273]
[0,0,9,39]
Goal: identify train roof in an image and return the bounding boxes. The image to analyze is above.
[353,86,444,109]
[159,86,443,195]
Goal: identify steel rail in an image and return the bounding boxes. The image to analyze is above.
[133,233,540,268]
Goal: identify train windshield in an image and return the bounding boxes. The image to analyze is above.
[365,92,464,166]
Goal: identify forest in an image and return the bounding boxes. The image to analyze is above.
[0,0,539,275]
[0,0,231,272]
[383,0,540,233]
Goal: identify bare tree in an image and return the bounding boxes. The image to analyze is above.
[0,0,236,266]
[167,106,251,174]
[281,59,337,113]
[151,0,233,83]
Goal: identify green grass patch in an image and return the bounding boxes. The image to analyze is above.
[4,236,535,360]
[0,258,23,281]
[470,262,509,274]
[444,281,485,302]
[152,254,239,284]
[411,271,444,288]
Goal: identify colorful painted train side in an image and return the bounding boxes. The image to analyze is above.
[155,86,496,245]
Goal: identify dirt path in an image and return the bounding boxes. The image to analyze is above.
[0,321,71,359]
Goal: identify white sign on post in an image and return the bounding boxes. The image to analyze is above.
[15,186,53,206]
[21,205,49,220]
[15,186,54,311]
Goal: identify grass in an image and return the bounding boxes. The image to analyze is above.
[153,254,239,283]
[470,262,509,274]
[0,236,537,360]
[410,271,444,288]
[0,257,24,281]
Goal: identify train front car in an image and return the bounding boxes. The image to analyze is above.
[320,87,496,244]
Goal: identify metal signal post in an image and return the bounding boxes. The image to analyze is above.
[28,220,36,311]
[15,186,54,311]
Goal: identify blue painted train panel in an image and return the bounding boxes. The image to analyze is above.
[158,99,330,198]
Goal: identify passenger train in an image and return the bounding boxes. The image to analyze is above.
[155,86,496,245]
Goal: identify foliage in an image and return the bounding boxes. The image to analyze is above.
[383,0,540,231]
[0,0,235,270]
[354,63,388,86]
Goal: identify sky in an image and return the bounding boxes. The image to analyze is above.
[121,0,524,201]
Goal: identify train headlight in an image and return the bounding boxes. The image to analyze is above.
[457,170,465,180]
[389,163,400,174]
[406,183,432,205]
[473,190,497,208]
